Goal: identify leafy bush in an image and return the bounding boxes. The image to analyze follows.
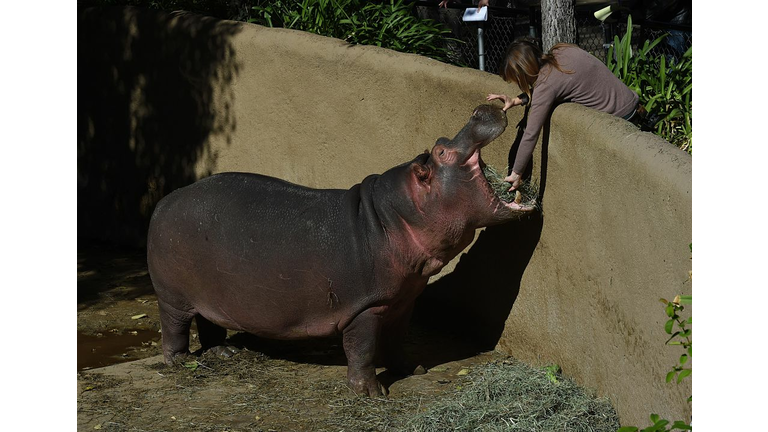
[250,0,350,38]
[250,0,458,62]
[81,0,458,62]
[606,16,692,154]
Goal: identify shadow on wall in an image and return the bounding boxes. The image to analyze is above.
[414,115,552,352]
[415,214,544,350]
[78,7,242,246]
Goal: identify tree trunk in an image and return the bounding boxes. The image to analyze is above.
[540,0,576,52]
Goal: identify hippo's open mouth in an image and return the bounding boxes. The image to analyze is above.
[473,149,537,212]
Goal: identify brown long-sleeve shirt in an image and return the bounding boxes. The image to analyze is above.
[511,45,639,174]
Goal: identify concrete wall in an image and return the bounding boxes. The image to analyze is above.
[78,7,692,426]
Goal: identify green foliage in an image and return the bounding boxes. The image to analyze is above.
[661,295,692,392]
[617,417,692,432]
[249,0,458,62]
[606,16,693,154]
[251,0,351,38]
[543,363,562,384]
[82,0,458,61]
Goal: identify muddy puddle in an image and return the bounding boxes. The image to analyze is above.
[77,329,160,371]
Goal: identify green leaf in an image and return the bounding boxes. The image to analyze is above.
[676,369,691,383]
[665,319,674,334]
[679,353,688,365]
[664,108,682,121]
[665,331,681,344]
[617,428,639,432]
[665,304,675,317]
[666,370,676,383]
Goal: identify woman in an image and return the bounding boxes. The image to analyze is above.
[488,40,639,191]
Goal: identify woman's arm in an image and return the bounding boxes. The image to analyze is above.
[511,87,556,178]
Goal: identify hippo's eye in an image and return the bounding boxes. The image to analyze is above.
[439,149,445,157]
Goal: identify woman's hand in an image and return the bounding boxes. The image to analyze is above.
[487,94,523,111]
[503,171,522,192]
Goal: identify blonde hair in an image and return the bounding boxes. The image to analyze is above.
[500,40,574,99]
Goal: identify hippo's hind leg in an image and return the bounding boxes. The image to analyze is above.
[157,298,195,365]
[195,315,240,358]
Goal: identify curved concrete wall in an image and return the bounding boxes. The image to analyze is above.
[496,107,692,424]
[79,7,691,426]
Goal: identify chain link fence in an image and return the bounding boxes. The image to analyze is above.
[414,1,691,74]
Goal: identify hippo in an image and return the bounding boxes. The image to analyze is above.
[147,104,534,396]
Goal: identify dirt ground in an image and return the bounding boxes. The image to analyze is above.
[77,242,519,431]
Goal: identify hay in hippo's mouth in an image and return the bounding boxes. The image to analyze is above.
[483,164,539,209]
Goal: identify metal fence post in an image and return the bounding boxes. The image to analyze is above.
[478,23,485,71]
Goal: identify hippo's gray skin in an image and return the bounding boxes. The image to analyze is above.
[147,105,534,396]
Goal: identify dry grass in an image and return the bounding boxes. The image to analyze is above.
[404,358,620,432]
[483,165,539,210]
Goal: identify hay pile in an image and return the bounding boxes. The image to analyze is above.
[482,165,539,210]
[405,359,620,432]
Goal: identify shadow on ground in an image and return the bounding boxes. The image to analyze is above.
[77,241,155,309]
[221,319,485,390]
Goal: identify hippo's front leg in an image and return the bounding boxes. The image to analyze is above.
[343,307,387,397]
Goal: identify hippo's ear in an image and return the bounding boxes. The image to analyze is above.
[410,161,432,185]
